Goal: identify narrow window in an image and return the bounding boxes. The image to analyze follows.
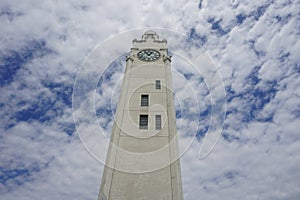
[139,115,148,129]
[155,115,161,130]
[155,80,161,89]
[141,94,149,106]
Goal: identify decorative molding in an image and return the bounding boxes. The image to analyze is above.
[126,55,134,62]
[163,55,172,62]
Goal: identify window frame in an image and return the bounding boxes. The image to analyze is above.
[155,80,161,90]
[139,115,148,130]
[141,94,149,107]
[155,115,162,130]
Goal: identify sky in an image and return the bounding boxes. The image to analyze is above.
[0,0,300,199]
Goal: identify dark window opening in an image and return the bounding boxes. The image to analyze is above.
[141,94,149,106]
[139,115,148,129]
[155,115,161,130]
[155,80,161,89]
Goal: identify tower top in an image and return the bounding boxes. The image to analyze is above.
[142,30,159,40]
[132,30,167,48]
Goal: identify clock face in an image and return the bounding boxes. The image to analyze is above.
[137,49,160,62]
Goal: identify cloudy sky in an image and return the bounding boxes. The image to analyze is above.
[1,0,300,199]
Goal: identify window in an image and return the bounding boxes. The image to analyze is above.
[141,94,149,106]
[155,80,161,89]
[155,115,161,130]
[139,115,148,129]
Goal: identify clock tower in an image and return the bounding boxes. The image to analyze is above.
[98,30,184,200]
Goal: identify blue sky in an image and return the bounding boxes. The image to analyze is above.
[1,0,300,199]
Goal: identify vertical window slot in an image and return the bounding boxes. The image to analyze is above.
[141,94,149,106]
[155,115,161,130]
[155,80,161,89]
[139,115,148,129]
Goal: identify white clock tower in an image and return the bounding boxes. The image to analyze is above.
[98,30,184,200]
